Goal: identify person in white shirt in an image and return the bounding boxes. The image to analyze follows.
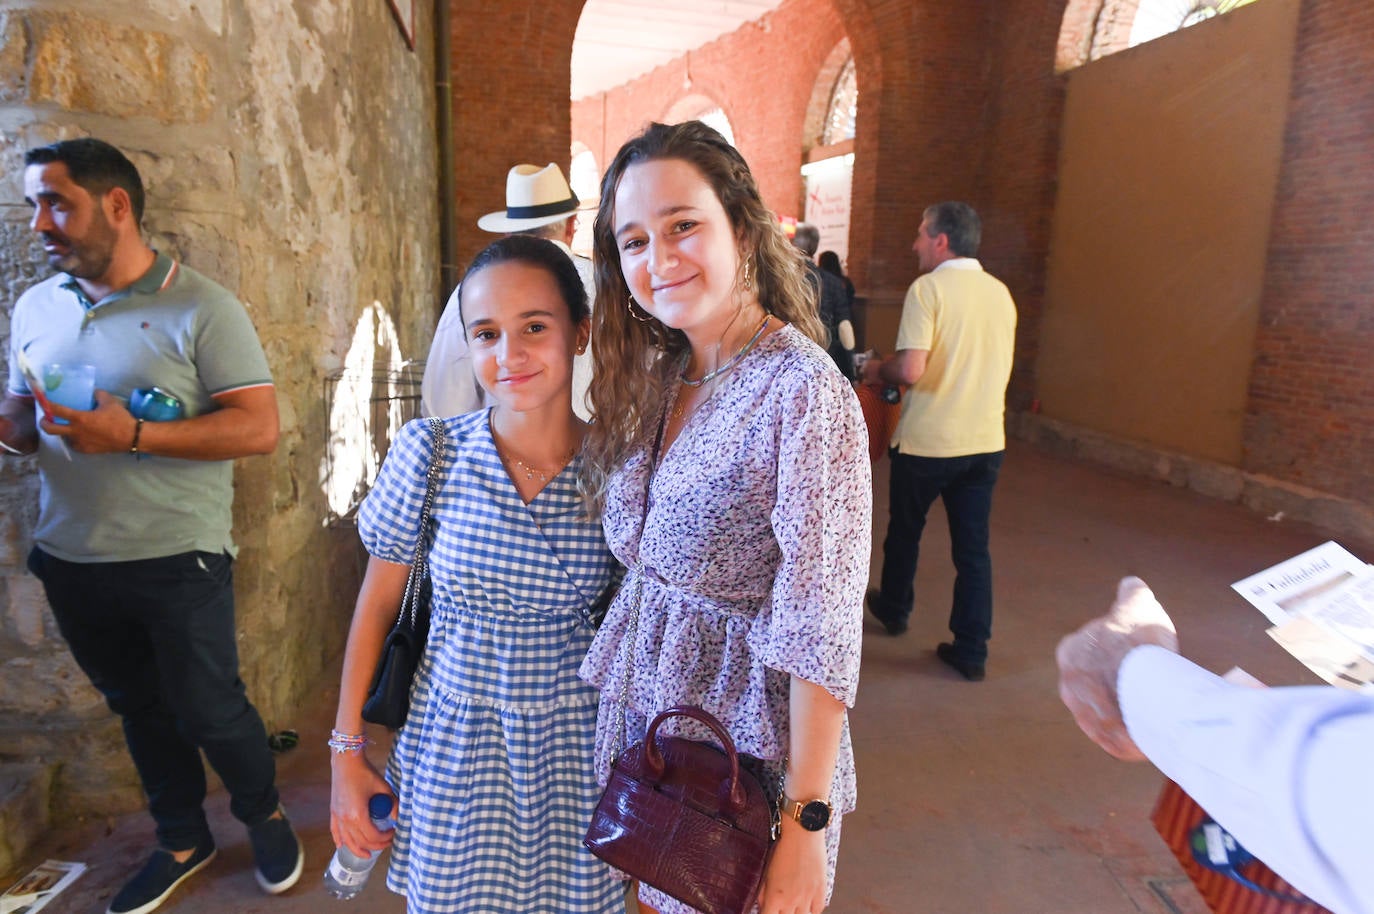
[421,163,595,419]
[1057,577,1373,914]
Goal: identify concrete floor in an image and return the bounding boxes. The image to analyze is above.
[9,440,1352,914]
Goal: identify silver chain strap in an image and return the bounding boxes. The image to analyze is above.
[398,417,445,628]
[610,571,645,759]
[610,411,667,760]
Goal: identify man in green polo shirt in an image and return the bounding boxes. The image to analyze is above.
[1,138,302,914]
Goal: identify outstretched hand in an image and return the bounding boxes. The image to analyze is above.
[1056,576,1179,761]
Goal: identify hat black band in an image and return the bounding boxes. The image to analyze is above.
[505,195,579,219]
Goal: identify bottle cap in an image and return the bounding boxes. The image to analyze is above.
[367,793,394,820]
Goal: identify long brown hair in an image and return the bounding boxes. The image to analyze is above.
[580,120,824,512]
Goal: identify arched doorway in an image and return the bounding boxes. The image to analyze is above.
[568,141,599,257]
[663,93,737,147]
[800,40,857,269]
[1056,0,1265,71]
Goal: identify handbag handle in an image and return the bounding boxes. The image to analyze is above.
[643,705,750,816]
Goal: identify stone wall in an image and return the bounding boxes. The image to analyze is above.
[0,0,439,823]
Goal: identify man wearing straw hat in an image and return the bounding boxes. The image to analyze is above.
[420,163,595,419]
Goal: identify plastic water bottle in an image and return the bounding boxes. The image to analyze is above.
[323,793,395,899]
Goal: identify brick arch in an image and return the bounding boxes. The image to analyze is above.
[483,0,890,295]
[1056,0,1144,72]
[662,91,733,130]
[807,0,884,301]
[801,37,853,154]
[568,139,600,197]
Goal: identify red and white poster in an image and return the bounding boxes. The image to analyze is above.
[803,154,853,268]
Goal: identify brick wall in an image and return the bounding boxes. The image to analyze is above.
[975,0,1070,409]
[449,1,583,267]
[565,0,1055,400]
[1243,0,1374,501]
[571,0,846,225]
[571,0,1003,348]
[455,0,1374,509]
[871,1,996,333]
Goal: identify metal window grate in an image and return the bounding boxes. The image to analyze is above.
[322,361,425,525]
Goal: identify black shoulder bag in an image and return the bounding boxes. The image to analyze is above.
[361,417,446,730]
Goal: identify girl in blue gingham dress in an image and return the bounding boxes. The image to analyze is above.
[329,236,622,914]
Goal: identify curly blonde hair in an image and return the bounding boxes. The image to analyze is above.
[580,121,825,513]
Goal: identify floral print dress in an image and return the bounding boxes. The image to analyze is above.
[580,324,872,913]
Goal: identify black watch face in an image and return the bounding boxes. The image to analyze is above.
[798,800,831,831]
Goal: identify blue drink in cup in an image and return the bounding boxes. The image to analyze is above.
[129,387,184,422]
[42,363,97,425]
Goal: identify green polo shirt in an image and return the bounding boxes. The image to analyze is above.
[6,253,273,562]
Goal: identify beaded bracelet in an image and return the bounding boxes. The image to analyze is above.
[328,729,370,754]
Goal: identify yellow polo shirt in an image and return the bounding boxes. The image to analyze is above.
[892,259,1017,458]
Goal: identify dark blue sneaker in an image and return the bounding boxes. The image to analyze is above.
[106,838,216,914]
[866,588,908,636]
[936,642,986,681]
[248,807,303,894]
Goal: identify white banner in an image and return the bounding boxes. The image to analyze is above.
[803,154,853,268]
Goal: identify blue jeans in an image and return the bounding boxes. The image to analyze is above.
[875,450,1004,662]
[28,547,279,850]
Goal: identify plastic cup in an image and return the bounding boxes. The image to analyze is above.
[42,363,97,424]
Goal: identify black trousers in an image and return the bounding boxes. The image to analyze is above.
[28,546,279,850]
[874,450,1004,662]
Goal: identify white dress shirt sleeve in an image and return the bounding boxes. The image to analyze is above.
[570,253,596,421]
[420,284,485,418]
[1119,645,1374,914]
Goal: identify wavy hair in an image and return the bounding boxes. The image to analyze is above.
[580,120,824,512]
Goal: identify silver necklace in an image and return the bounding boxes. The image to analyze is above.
[681,314,771,388]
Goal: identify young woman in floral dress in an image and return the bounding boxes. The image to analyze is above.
[579,121,872,914]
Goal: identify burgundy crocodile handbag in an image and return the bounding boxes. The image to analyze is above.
[584,704,777,914]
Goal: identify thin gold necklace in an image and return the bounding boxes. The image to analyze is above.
[489,413,576,483]
[497,446,574,483]
[681,313,771,388]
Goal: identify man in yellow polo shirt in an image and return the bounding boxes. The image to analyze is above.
[861,202,1017,681]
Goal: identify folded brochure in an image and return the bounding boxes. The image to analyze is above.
[1,860,86,914]
[1231,541,1374,691]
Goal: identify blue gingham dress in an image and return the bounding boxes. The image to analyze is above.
[357,411,623,914]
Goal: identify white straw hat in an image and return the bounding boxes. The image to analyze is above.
[477,163,580,233]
